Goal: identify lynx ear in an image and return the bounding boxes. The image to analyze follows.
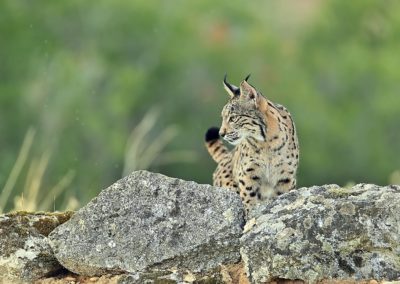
[223,74,240,98]
[240,77,267,111]
[239,79,258,102]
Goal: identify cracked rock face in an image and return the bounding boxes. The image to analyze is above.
[0,212,73,282]
[241,184,400,283]
[49,170,245,276]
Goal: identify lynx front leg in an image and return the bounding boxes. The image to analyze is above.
[236,170,264,212]
[275,177,296,195]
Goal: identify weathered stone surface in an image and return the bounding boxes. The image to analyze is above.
[49,170,245,276]
[241,184,400,283]
[0,211,73,282]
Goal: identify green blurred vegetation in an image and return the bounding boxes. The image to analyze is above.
[1,0,399,212]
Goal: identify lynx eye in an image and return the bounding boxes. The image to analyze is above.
[228,116,237,123]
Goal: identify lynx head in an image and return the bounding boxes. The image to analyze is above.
[219,74,268,145]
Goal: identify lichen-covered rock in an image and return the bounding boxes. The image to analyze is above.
[241,184,400,283]
[0,211,74,282]
[49,170,245,276]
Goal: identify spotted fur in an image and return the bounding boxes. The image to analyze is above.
[205,75,299,210]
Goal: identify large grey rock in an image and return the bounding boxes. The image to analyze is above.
[49,170,245,276]
[241,184,400,283]
[0,212,73,282]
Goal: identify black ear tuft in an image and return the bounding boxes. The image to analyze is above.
[244,74,251,82]
[205,127,220,142]
[223,74,240,97]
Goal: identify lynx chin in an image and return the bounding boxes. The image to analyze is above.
[205,75,299,211]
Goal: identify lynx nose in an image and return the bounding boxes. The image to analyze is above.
[219,129,226,138]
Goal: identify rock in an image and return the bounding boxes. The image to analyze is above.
[241,184,400,283]
[49,170,245,276]
[0,211,74,282]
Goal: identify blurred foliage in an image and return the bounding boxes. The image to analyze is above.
[0,0,399,212]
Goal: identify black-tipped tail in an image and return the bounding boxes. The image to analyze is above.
[205,127,220,142]
[205,127,229,163]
